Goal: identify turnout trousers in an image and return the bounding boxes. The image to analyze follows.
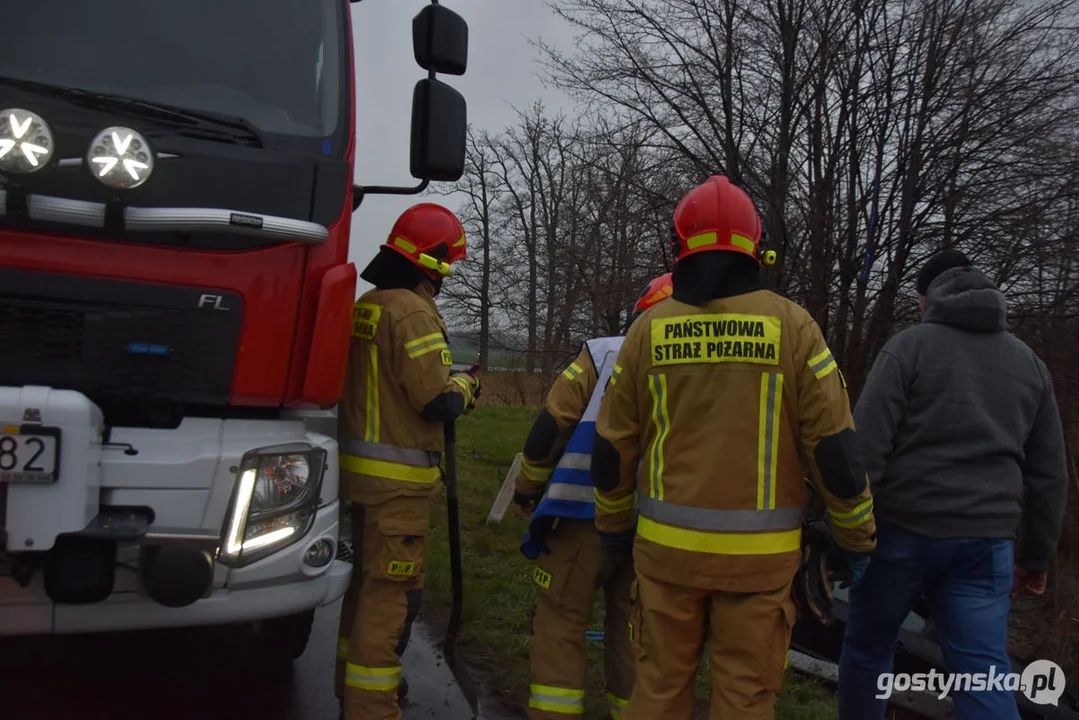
[528,518,636,719]
[625,570,796,720]
[334,495,430,720]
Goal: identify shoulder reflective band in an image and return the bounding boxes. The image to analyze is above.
[561,362,584,381]
[808,347,838,379]
[405,332,448,359]
[650,313,781,367]
[758,372,784,510]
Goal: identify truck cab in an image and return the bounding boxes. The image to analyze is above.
[0,0,468,663]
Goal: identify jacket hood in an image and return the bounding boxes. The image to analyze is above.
[922,266,1007,332]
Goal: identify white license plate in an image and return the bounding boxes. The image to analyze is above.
[0,426,60,484]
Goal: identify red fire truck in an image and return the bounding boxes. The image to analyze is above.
[0,0,468,664]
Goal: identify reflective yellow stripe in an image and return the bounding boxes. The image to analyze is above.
[595,490,635,514]
[345,662,401,692]
[451,375,472,395]
[406,332,449,358]
[609,363,622,386]
[409,342,449,359]
[561,362,584,381]
[830,498,874,528]
[340,453,440,483]
[808,348,838,379]
[638,516,802,555]
[757,372,783,510]
[647,374,670,501]
[730,233,755,253]
[528,684,585,714]
[393,237,417,254]
[521,458,554,484]
[607,692,629,720]
[686,231,717,249]
[365,344,380,442]
[337,637,350,660]
[405,332,444,349]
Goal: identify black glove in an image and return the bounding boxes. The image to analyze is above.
[598,527,636,587]
[600,527,636,556]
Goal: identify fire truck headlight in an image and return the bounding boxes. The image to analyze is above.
[87,126,155,190]
[218,444,328,568]
[0,108,54,175]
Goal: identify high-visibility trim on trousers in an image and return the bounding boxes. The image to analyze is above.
[345,662,402,692]
[758,372,784,510]
[829,497,874,528]
[637,516,802,555]
[339,453,440,483]
[647,373,671,501]
[528,684,585,714]
[607,691,629,719]
[637,496,802,532]
[341,437,441,467]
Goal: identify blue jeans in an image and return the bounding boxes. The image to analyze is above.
[838,520,1020,720]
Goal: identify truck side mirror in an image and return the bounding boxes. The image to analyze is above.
[410,78,466,182]
[412,4,468,76]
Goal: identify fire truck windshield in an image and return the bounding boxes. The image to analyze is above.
[0,0,347,155]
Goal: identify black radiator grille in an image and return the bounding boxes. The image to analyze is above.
[0,269,242,408]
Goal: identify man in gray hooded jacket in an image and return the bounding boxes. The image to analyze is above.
[837,250,1069,720]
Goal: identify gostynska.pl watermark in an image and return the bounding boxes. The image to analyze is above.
[876,660,1067,706]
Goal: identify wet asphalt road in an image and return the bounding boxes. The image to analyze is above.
[0,600,514,720]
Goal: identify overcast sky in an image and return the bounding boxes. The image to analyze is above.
[348,1,575,294]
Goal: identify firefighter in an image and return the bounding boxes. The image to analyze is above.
[592,175,878,720]
[334,203,480,720]
[514,272,674,720]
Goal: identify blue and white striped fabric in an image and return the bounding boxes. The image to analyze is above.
[520,336,624,560]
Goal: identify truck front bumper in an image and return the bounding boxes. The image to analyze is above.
[0,386,351,636]
[0,503,351,636]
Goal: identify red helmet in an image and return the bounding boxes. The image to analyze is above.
[383,203,467,279]
[634,272,673,313]
[672,175,765,264]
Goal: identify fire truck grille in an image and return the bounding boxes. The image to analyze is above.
[0,269,242,408]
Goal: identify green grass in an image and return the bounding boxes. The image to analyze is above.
[420,405,838,719]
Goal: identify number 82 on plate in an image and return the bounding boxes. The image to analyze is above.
[0,426,61,484]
